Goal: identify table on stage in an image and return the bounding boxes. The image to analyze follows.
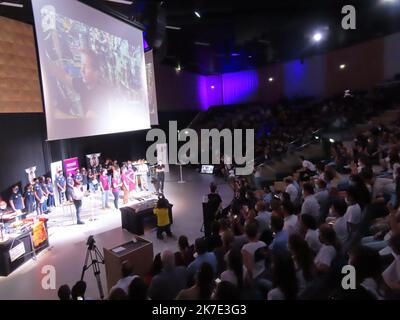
[120,193,173,235]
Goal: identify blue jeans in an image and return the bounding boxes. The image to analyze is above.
[102,190,109,208]
[113,191,120,209]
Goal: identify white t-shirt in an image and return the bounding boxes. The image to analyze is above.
[242,241,267,279]
[220,267,248,287]
[267,287,285,300]
[283,214,298,235]
[314,244,336,267]
[303,160,316,172]
[344,203,362,225]
[333,216,349,244]
[285,184,298,203]
[305,229,322,254]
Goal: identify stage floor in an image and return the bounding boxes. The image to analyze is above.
[0,166,233,300]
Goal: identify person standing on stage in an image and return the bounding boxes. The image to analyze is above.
[55,171,66,205]
[126,164,136,197]
[121,167,130,204]
[24,184,36,214]
[33,178,44,215]
[74,169,83,184]
[9,185,24,213]
[66,173,74,202]
[81,167,88,192]
[72,180,85,225]
[40,177,49,213]
[156,161,165,194]
[112,167,122,210]
[99,169,110,209]
[46,177,55,208]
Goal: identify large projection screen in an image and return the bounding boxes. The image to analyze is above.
[145,50,159,125]
[32,0,151,140]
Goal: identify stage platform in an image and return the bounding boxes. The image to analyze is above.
[0,166,233,300]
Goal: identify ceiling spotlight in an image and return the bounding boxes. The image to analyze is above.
[329,138,335,143]
[268,77,274,82]
[248,55,252,58]
[210,85,215,89]
[340,64,346,70]
[176,64,181,72]
[315,136,320,140]
[312,32,323,42]
[194,11,201,18]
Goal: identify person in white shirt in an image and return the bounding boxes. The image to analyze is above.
[267,252,298,300]
[344,187,363,234]
[327,199,349,245]
[109,261,138,296]
[314,224,340,274]
[282,200,299,235]
[298,156,317,180]
[300,214,322,254]
[301,183,320,220]
[72,181,85,225]
[241,223,267,280]
[284,177,299,204]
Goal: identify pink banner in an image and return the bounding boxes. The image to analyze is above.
[63,157,79,176]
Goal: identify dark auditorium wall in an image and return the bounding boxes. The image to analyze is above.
[0,113,47,200]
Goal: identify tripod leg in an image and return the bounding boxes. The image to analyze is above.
[80,248,90,281]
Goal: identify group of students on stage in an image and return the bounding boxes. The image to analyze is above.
[1,158,166,225]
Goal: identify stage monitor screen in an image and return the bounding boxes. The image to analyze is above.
[201,165,214,174]
[32,0,151,140]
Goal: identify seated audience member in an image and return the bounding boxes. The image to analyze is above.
[175,235,195,267]
[231,217,249,250]
[57,284,71,300]
[269,215,289,254]
[109,261,138,295]
[301,183,320,220]
[187,238,217,284]
[263,185,273,205]
[145,253,163,286]
[128,277,149,300]
[288,234,316,294]
[282,200,298,235]
[300,214,322,254]
[242,222,267,280]
[212,281,240,300]
[349,173,371,209]
[9,185,24,213]
[270,197,283,218]
[245,190,257,210]
[299,156,317,177]
[221,248,248,290]
[348,246,384,299]
[71,281,87,300]
[314,179,330,217]
[267,252,298,300]
[255,200,271,234]
[208,221,223,251]
[314,224,340,274]
[327,199,349,245]
[176,263,215,300]
[214,230,234,276]
[344,186,363,234]
[108,288,128,300]
[382,233,400,294]
[149,250,187,300]
[285,177,299,204]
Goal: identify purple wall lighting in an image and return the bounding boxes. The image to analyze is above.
[222,70,259,105]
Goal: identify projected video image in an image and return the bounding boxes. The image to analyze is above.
[32,0,151,140]
[40,6,144,118]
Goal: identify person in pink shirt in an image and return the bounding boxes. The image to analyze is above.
[126,165,136,197]
[121,167,130,204]
[99,169,110,209]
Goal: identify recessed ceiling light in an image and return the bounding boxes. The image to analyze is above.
[194,11,201,18]
[268,77,274,82]
[340,64,346,69]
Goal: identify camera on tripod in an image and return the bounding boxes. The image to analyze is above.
[86,235,95,250]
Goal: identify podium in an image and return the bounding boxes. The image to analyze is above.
[103,236,153,292]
